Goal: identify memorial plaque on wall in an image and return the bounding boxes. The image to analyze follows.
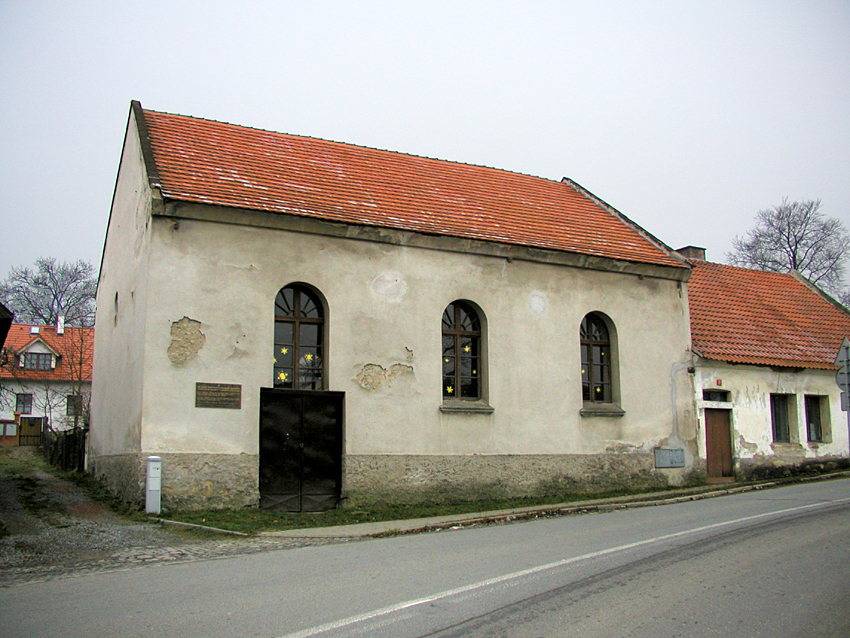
[195,383,242,409]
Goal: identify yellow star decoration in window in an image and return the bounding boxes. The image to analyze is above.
[278,371,288,382]
[463,345,471,353]
[472,370,477,375]
[446,385,454,394]
[444,358,450,363]
[305,353,314,362]
[274,358,277,364]
[280,347,288,354]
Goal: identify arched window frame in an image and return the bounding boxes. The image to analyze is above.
[273,284,326,391]
[440,300,492,413]
[579,312,623,416]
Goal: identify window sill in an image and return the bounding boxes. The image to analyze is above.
[580,402,625,418]
[440,399,494,414]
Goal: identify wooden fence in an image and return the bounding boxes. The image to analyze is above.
[42,424,87,472]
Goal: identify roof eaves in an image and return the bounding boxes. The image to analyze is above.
[560,178,690,272]
[132,100,162,191]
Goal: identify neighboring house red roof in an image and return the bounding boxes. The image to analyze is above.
[134,103,685,270]
[687,260,850,369]
[0,324,94,382]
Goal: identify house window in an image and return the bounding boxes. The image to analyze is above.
[805,395,827,443]
[23,353,52,370]
[66,395,83,417]
[442,301,482,399]
[15,393,32,414]
[770,394,792,442]
[273,284,325,390]
[581,313,613,403]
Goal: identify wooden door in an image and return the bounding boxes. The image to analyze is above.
[18,417,43,446]
[259,389,343,512]
[705,408,734,482]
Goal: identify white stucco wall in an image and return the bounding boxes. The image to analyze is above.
[0,379,89,431]
[90,110,154,458]
[125,206,695,463]
[694,360,849,470]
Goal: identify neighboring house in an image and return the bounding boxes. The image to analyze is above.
[683,248,850,482]
[91,101,698,511]
[0,322,94,444]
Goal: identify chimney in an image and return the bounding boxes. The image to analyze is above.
[676,246,706,261]
[57,316,65,335]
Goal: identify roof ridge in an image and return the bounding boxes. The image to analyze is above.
[689,259,801,278]
[140,105,564,184]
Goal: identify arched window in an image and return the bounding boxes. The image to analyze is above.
[273,284,324,390]
[580,313,612,403]
[442,301,481,399]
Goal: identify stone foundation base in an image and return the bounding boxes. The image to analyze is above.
[343,453,669,507]
[88,453,259,511]
[89,452,678,511]
[736,456,849,482]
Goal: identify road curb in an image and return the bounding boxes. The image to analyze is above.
[261,471,850,539]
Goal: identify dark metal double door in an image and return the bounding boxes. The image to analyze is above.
[259,389,343,512]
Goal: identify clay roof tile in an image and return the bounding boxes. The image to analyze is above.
[136,106,685,270]
[688,260,850,369]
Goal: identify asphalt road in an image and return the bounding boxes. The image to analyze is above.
[2,479,849,638]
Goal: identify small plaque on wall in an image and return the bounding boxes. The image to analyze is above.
[654,448,685,468]
[195,383,242,409]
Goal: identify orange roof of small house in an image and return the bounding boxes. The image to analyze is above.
[687,260,850,369]
[0,324,94,382]
[133,102,685,270]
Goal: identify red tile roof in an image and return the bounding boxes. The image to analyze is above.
[687,260,850,369]
[135,104,685,270]
[0,324,94,382]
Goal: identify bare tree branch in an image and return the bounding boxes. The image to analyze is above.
[727,199,850,298]
[0,258,96,327]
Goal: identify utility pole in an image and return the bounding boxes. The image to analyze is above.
[834,337,850,454]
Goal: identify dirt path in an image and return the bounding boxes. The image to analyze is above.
[0,448,346,587]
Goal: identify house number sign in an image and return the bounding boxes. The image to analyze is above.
[195,383,242,409]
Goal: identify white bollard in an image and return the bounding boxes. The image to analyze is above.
[146,456,162,515]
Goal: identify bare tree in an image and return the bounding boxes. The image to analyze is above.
[727,199,850,301]
[0,258,96,327]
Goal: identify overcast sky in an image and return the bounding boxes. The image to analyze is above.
[1,1,848,281]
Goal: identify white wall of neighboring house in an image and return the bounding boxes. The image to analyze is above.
[694,360,849,474]
[0,378,89,431]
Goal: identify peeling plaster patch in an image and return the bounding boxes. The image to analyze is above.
[357,363,413,391]
[168,317,206,366]
[370,272,407,302]
[528,291,548,316]
[227,324,249,360]
[604,442,640,454]
[737,435,759,455]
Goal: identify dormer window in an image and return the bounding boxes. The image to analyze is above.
[22,353,52,370]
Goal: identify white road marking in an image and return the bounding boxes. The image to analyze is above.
[276,496,850,638]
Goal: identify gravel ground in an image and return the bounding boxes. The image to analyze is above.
[0,449,350,588]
